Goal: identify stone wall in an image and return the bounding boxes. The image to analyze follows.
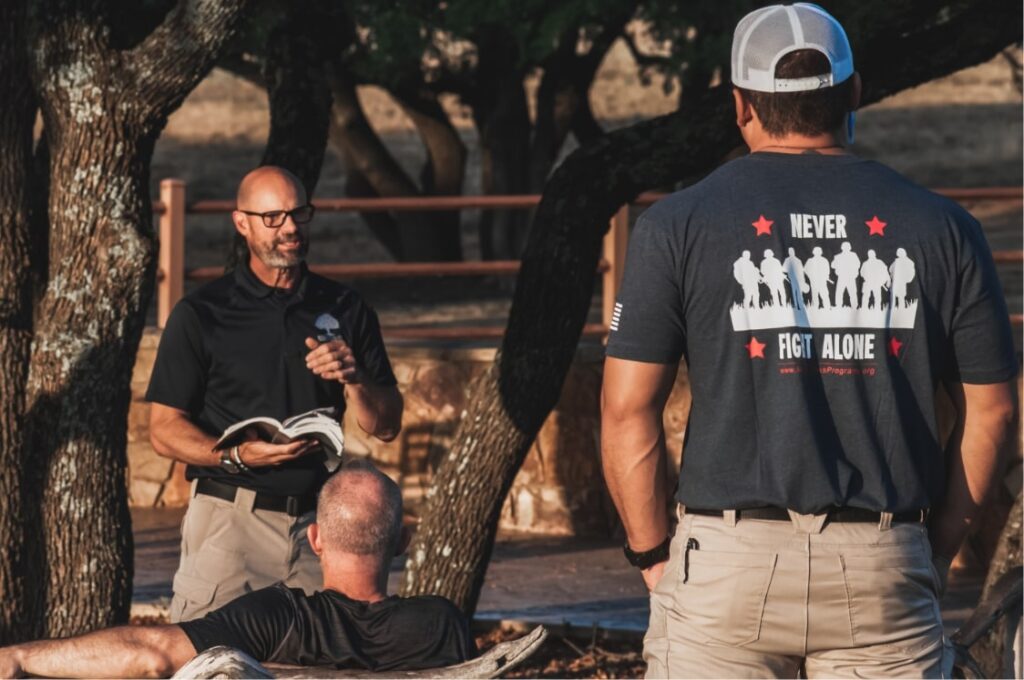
[126,328,1022,541]
[127,328,691,536]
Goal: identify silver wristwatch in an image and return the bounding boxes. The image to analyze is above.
[219,446,241,474]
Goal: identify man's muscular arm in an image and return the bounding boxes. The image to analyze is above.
[345,382,403,442]
[304,338,403,442]
[601,357,678,591]
[150,404,316,468]
[0,625,196,678]
[929,381,1017,582]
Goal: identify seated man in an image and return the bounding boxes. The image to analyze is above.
[0,461,476,678]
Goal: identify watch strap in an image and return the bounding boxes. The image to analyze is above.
[219,447,240,474]
[231,445,251,472]
[623,535,671,569]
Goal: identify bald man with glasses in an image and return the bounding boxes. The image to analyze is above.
[147,166,404,622]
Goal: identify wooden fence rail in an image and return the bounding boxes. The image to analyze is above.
[156,180,1023,338]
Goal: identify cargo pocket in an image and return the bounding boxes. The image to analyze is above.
[170,571,218,622]
[172,571,217,609]
[674,548,777,646]
[840,550,942,653]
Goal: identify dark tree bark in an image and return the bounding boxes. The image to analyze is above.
[969,491,1022,677]
[0,0,37,645]
[529,17,627,193]
[469,30,532,261]
[393,85,466,261]
[226,0,338,272]
[327,68,466,261]
[328,69,418,261]
[20,0,251,637]
[472,16,625,259]
[401,0,1023,614]
[29,136,50,313]
[259,2,334,193]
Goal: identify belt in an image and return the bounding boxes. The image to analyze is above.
[685,506,928,523]
[196,477,316,517]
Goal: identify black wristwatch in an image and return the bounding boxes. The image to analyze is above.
[623,536,671,569]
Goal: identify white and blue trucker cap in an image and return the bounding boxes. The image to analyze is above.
[731,3,854,93]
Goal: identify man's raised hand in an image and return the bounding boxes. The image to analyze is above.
[305,337,362,384]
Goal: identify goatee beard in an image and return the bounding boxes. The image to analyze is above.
[255,239,307,268]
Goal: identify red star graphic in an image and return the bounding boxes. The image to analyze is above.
[865,215,887,236]
[746,336,766,359]
[751,215,774,236]
[888,337,903,357]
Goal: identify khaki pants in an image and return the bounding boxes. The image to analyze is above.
[644,508,953,678]
[169,481,322,622]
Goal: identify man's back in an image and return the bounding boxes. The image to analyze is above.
[608,151,1016,514]
[179,584,476,671]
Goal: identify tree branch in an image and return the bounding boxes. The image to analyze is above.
[217,51,265,89]
[126,0,255,110]
[621,29,672,70]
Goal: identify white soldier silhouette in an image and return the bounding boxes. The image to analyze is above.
[859,249,891,310]
[804,247,832,310]
[733,250,763,308]
[890,247,917,308]
[831,241,861,308]
[782,247,809,310]
[760,249,787,307]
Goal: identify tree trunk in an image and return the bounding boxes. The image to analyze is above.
[225,0,337,273]
[395,87,466,261]
[0,0,38,645]
[474,83,531,260]
[529,19,624,192]
[969,491,1022,678]
[327,70,463,262]
[21,0,251,637]
[259,2,333,194]
[470,30,531,261]
[328,70,414,261]
[401,0,1023,615]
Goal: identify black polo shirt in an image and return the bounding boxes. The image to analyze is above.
[146,262,397,496]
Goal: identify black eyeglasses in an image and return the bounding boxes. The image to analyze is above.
[238,204,315,228]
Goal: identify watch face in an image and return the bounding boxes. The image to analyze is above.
[220,450,239,474]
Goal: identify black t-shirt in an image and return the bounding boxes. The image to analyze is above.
[606,152,1017,514]
[145,263,397,496]
[178,584,476,671]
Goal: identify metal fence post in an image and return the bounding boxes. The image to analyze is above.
[602,204,629,334]
[157,178,185,328]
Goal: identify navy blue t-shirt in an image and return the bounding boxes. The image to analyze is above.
[606,152,1017,514]
[145,263,397,496]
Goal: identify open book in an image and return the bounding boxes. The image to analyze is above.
[213,407,345,472]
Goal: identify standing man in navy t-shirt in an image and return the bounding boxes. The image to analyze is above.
[146,166,404,622]
[601,4,1018,678]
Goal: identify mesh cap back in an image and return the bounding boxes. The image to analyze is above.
[731,3,853,93]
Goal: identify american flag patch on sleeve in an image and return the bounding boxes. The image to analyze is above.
[610,302,622,331]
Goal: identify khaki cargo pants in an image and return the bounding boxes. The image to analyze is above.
[644,508,953,678]
[169,481,322,622]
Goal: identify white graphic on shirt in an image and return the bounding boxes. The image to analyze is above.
[730,243,918,331]
[610,302,622,331]
[314,313,340,341]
